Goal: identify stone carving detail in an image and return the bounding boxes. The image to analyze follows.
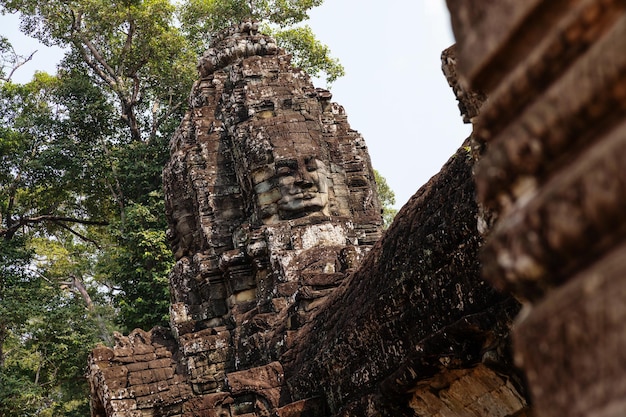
[88,22,526,417]
[162,21,382,359]
[89,21,385,416]
[447,2,626,416]
[88,329,193,417]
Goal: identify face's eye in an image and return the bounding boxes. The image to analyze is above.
[276,166,293,176]
[275,160,297,176]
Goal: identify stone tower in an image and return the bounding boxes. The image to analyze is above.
[162,20,383,393]
[88,21,384,416]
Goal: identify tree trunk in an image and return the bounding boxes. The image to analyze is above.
[68,275,112,346]
[0,322,6,369]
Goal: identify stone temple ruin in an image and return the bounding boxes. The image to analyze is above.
[89,2,626,416]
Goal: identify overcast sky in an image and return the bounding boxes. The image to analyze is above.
[1,0,469,208]
[307,1,471,208]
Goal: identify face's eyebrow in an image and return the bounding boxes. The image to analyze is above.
[275,159,298,168]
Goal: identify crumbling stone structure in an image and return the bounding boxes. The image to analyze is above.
[162,22,383,387]
[447,1,626,416]
[88,22,528,416]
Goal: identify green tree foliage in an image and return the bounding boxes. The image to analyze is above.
[0,262,103,416]
[178,0,344,84]
[1,1,343,414]
[0,74,112,252]
[101,192,173,332]
[1,0,191,339]
[0,72,111,416]
[273,26,344,84]
[374,169,397,229]
[0,238,33,369]
[0,284,103,416]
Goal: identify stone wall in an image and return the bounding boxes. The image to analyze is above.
[282,78,523,413]
[88,21,384,416]
[88,22,527,417]
[447,1,626,416]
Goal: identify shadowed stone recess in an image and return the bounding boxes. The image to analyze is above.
[447,2,626,416]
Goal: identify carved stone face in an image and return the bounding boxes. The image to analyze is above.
[275,156,329,219]
[250,147,332,224]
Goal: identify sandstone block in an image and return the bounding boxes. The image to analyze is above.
[514,241,626,417]
[92,346,115,362]
[101,366,128,383]
[125,362,150,373]
[226,362,284,394]
[109,399,137,412]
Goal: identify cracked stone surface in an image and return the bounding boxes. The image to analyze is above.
[448,2,626,416]
[88,22,526,417]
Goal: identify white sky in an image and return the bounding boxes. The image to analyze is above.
[307,1,471,208]
[1,0,469,208]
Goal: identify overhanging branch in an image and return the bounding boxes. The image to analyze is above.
[1,215,109,240]
[53,221,103,248]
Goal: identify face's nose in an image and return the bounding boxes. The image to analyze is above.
[294,163,314,187]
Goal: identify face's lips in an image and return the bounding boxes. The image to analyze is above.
[282,188,318,199]
[278,192,325,210]
[280,193,317,203]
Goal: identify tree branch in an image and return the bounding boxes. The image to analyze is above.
[67,274,94,310]
[74,38,119,88]
[71,11,144,143]
[23,215,108,226]
[1,215,108,240]
[3,49,37,83]
[120,19,136,76]
[53,221,103,249]
[71,11,118,87]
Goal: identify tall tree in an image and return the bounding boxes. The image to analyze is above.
[1,0,196,334]
[0,69,112,417]
[1,2,345,414]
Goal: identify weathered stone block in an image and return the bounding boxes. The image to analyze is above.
[101,366,129,384]
[148,358,174,370]
[226,362,284,394]
[131,383,159,398]
[125,362,151,373]
[113,347,133,358]
[128,370,158,386]
[132,353,157,362]
[409,365,526,417]
[109,399,137,412]
[514,241,626,417]
[180,329,231,355]
[132,344,155,356]
[152,367,175,382]
[276,398,326,417]
[92,346,115,362]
